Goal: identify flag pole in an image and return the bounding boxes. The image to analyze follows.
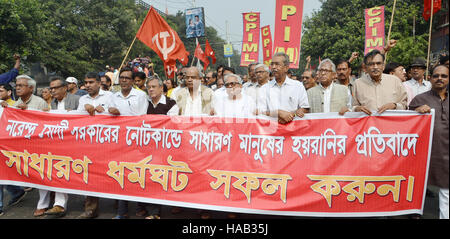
[118,36,137,73]
[425,0,434,80]
[385,0,397,64]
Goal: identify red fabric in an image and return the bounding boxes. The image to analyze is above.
[0,108,433,216]
[136,7,190,72]
[423,0,442,21]
[194,42,209,71]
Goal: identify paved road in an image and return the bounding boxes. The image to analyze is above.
[0,186,440,219]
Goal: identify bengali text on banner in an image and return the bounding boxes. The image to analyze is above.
[0,107,434,217]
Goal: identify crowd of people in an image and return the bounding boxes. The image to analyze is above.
[0,46,448,219]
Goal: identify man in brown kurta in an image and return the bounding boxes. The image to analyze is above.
[352,50,407,115]
[409,65,449,219]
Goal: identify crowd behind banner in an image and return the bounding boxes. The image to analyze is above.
[0,42,448,219]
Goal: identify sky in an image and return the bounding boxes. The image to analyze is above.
[145,0,322,54]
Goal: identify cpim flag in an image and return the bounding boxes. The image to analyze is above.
[423,0,441,21]
[136,7,190,77]
[204,39,216,64]
[194,42,209,71]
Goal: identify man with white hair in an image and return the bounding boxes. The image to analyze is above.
[245,63,270,109]
[307,59,351,114]
[212,74,256,117]
[0,75,47,111]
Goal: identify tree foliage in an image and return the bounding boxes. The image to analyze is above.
[0,0,241,80]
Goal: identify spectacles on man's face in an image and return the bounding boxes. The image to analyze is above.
[119,76,133,80]
[317,69,333,74]
[225,82,239,88]
[366,61,384,67]
[255,71,267,74]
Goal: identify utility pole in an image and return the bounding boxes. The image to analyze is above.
[226,20,231,67]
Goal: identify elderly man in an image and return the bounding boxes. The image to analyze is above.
[259,52,309,124]
[352,50,407,115]
[404,57,431,98]
[213,73,256,117]
[175,67,214,116]
[245,64,270,108]
[242,62,259,90]
[409,65,449,219]
[0,75,47,111]
[50,76,80,112]
[147,75,178,115]
[301,70,317,90]
[307,59,351,114]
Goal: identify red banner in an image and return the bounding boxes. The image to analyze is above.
[240,12,260,67]
[364,6,385,55]
[273,0,304,69]
[0,108,433,217]
[261,25,273,66]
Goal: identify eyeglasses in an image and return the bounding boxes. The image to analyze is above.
[225,82,239,88]
[49,85,64,91]
[255,71,267,74]
[317,69,333,74]
[366,62,384,67]
[119,76,133,80]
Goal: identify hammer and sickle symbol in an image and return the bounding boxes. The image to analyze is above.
[152,30,176,61]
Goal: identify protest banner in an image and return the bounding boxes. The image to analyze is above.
[261,25,273,66]
[273,0,304,69]
[364,6,385,55]
[0,107,433,217]
[240,12,260,67]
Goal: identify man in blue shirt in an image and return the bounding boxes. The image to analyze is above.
[0,54,20,84]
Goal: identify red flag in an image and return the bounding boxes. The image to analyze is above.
[204,39,216,64]
[423,0,442,21]
[136,7,190,66]
[194,42,209,71]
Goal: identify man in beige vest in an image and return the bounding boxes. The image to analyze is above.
[307,59,351,115]
[176,67,214,115]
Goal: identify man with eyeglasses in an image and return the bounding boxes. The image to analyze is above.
[307,59,351,115]
[352,50,407,115]
[108,67,148,116]
[1,75,47,111]
[409,65,449,219]
[212,74,256,118]
[49,76,80,112]
[300,70,317,90]
[259,52,309,124]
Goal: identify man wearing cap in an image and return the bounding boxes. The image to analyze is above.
[404,57,431,98]
[66,77,87,96]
